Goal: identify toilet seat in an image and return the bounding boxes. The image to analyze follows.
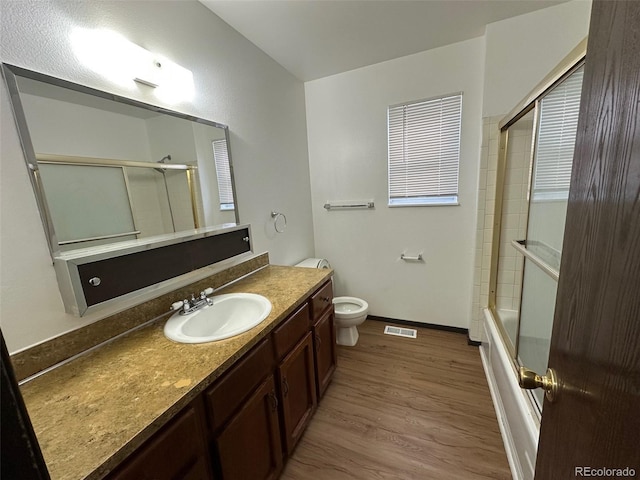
[333,296,368,319]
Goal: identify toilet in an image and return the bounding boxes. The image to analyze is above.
[295,258,369,347]
[332,296,369,346]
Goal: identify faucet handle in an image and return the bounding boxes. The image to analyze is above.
[170,301,184,311]
[203,287,214,296]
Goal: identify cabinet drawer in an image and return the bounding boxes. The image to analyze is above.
[205,337,274,431]
[310,280,333,321]
[273,303,310,360]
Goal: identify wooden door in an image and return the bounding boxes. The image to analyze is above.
[277,332,317,455]
[1,332,50,480]
[216,375,282,480]
[313,309,337,398]
[534,1,640,477]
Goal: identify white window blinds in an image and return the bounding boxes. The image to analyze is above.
[533,65,584,200]
[212,139,234,210]
[388,93,462,206]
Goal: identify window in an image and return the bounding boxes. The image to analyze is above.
[212,139,234,211]
[532,65,584,201]
[388,93,462,206]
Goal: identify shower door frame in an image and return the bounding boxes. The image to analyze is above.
[487,39,587,412]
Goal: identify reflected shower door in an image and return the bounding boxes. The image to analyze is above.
[38,163,137,248]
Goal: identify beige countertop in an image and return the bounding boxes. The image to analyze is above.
[19,265,332,480]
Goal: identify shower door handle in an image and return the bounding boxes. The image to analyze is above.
[518,367,559,403]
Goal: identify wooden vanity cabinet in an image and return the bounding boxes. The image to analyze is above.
[109,278,336,480]
[277,332,317,455]
[312,308,337,399]
[272,303,317,454]
[310,280,334,321]
[107,400,213,480]
[310,280,337,399]
[215,375,283,480]
[204,337,274,431]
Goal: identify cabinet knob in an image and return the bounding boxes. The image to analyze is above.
[88,277,101,287]
[282,378,289,397]
[315,333,322,347]
[322,296,331,303]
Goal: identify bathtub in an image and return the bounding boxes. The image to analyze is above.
[496,308,519,344]
[479,308,540,480]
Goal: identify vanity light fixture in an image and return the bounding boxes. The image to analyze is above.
[134,58,162,88]
[71,27,194,102]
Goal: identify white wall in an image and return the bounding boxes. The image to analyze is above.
[305,38,485,329]
[0,0,314,353]
[145,115,198,232]
[482,0,592,117]
[21,92,153,160]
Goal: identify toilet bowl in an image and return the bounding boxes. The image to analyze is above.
[333,296,369,347]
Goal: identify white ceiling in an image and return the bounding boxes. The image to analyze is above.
[200,0,569,81]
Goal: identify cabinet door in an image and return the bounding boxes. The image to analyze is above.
[278,332,317,455]
[313,309,337,399]
[205,337,273,432]
[216,375,283,480]
[109,402,212,480]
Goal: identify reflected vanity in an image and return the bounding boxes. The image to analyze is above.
[2,64,249,316]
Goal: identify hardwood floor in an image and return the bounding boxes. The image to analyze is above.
[281,320,511,480]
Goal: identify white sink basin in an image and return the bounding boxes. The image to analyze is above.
[164,293,272,344]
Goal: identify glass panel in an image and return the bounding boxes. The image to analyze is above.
[494,110,534,349]
[518,259,558,407]
[516,65,584,411]
[527,65,584,268]
[38,164,136,247]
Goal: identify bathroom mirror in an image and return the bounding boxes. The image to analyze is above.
[2,64,239,255]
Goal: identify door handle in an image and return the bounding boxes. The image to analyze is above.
[518,367,558,402]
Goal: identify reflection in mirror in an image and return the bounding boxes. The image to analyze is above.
[4,65,238,253]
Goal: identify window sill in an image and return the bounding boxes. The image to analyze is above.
[388,196,459,207]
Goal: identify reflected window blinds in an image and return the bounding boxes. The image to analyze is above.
[213,139,234,210]
[388,93,462,206]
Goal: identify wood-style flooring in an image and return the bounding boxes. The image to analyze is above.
[281,320,511,480]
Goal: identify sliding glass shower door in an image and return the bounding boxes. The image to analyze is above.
[491,63,584,411]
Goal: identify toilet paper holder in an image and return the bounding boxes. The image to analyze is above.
[401,253,423,261]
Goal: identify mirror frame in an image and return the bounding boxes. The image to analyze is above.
[1,63,240,256]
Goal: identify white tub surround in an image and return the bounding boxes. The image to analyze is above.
[480,308,540,480]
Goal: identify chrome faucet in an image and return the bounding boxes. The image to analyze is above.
[171,287,214,315]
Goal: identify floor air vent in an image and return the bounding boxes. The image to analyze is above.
[384,325,417,338]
